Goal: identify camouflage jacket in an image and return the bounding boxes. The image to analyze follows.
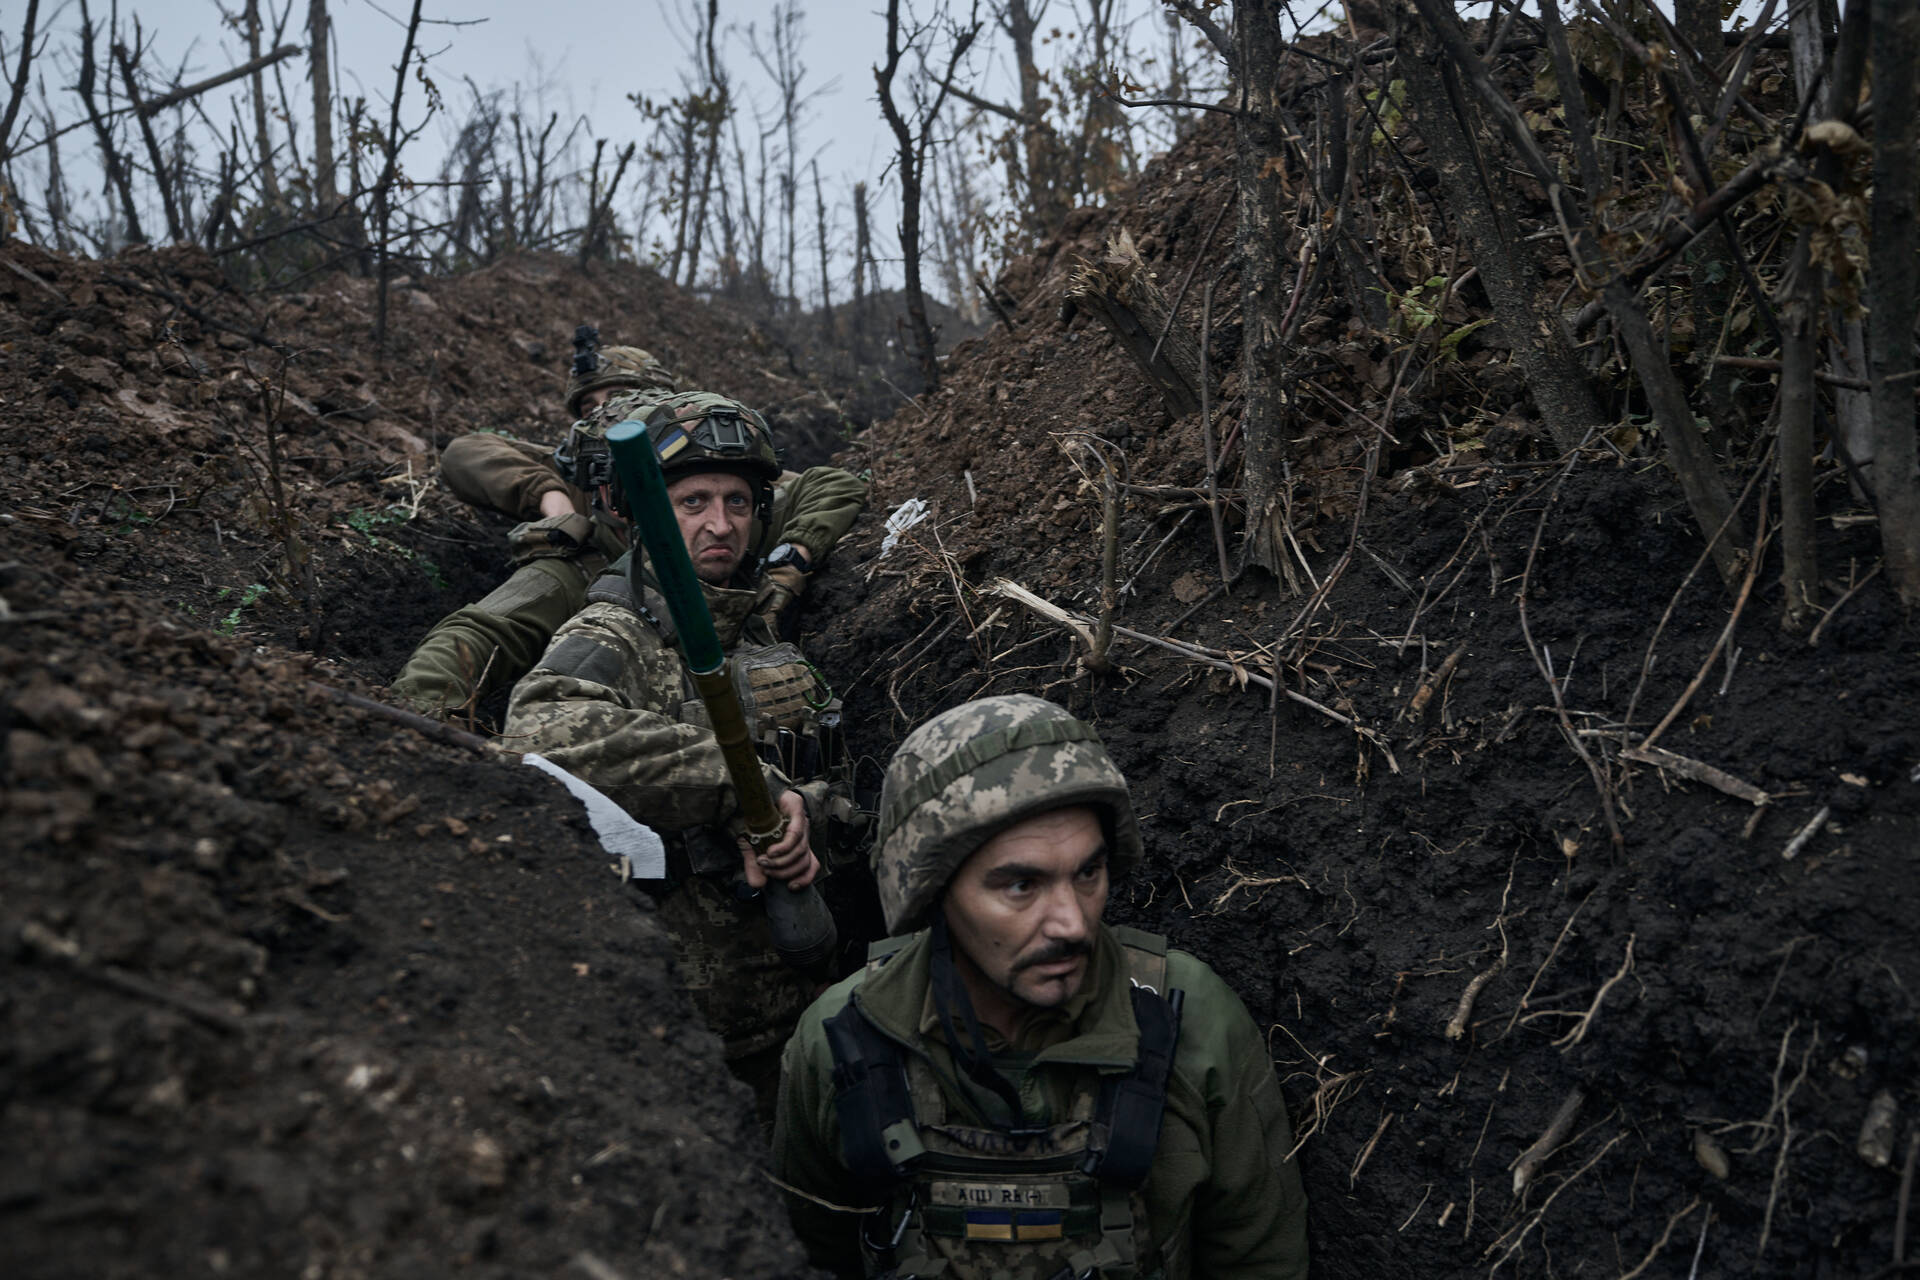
[503,569,795,836]
[773,923,1311,1279]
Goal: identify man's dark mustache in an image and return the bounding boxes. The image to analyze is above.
[1014,939,1091,971]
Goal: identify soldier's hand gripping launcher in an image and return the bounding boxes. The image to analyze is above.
[605,420,837,971]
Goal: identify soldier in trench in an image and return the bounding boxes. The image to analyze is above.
[390,340,676,716]
[390,336,863,718]
[503,390,868,1120]
[773,694,1311,1280]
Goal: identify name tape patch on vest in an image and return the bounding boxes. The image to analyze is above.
[930,1181,1072,1210]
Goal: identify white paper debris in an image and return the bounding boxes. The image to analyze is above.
[881,497,931,557]
[522,752,667,880]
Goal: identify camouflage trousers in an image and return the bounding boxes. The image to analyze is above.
[390,549,606,716]
[644,873,821,1124]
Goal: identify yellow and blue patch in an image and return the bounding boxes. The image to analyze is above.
[963,1209,1065,1242]
[653,424,691,462]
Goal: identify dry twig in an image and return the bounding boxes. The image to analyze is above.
[1622,744,1772,805]
[1553,934,1637,1050]
[1618,1196,1705,1280]
[1781,806,1831,861]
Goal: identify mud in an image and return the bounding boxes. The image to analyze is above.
[808,115,1920,1279]
[5,98,1919,1280]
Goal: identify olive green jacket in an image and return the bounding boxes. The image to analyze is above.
[773,924,1311,1280]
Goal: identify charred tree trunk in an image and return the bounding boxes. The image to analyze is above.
[371,0,424,353]
[1671,0,1739,428]
[0,0,40,168]
[1234,0,1293,576]
[245,0,279,207]
[812,159,834,333]
[309,0,338,212]
[76,6,145,246]
[1001,0,1068,236]
[112,36,184,242]
[877,0,975,390]
[1778,0,1869,624]
[1066,228,1209,419]
[851,179,871,361]
[1396,11,1605,454]
[1870,0,1920,603]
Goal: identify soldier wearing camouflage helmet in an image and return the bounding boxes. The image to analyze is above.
[773,695,1310,1280]
[504,390,870,1120]
[390,329,864,718]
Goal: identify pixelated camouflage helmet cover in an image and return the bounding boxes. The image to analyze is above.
[565,345,679,418]
[872,694,1142,934]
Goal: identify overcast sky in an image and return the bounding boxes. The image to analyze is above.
[9,0,1781,289]
[9,0,1226,291]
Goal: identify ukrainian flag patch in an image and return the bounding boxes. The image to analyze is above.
[1015,1211,1064,1241]
[962,1209,1065,1242]
[963,1210,1014,1241]
[654,425,691,461]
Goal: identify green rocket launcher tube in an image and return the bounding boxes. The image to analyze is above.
[606,420,837,971]
[606,419,782,848]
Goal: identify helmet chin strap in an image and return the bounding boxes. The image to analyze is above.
[929,911,1027,1124]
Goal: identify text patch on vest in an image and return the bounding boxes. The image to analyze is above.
[929,1181,1072,1209]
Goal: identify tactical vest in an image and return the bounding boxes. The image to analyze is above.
[585,567,869,879]
[825,928,1185,1280]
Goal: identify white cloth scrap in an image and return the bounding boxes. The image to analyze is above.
[522,752,667,880]
[880,497,931,558]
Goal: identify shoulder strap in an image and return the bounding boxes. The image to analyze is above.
[823,1001,925,1190]
[1112,925,1169,995]
[1083,983,1184,1190]
[865,935,913,965]
[584,564,677,644]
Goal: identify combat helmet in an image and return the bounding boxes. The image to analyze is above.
[873,695,1143,934]
[555,389,782,523]
[565,341,679,418]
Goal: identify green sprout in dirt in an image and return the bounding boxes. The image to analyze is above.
[344,505,448,590]
[216,583,270,634]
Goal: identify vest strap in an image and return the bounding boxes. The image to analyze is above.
[826,1000,925,1189]
[1082,985,1182,1191]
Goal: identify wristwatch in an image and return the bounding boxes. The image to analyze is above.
[764,542,812,574]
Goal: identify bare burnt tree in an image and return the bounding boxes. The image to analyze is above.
[242,0,280,206]
[877,0,980,388]
[441,80,502,265]
[74,0,144,246]
[1230,0,1291,575]
[112,24,185,242]
[580,138,637,265]
[1869,0,1920,602]
[371,0,430,351]
[0,0,41,169]
[1774,2,1869,624]
[851,177,873,357]
[1365,0,1918,614]
[307,0,338,213]
[1393,6,1606,455]
[811,157,834,329]
[510,105,562,246]
[38,91,73,251]
[749,0,832,310]
[684,0,728,289]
